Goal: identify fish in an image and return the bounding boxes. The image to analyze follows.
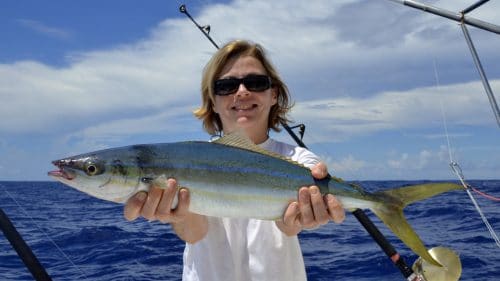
[48,132,463,267]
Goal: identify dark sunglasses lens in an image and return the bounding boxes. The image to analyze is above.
[244,75,271,91]
[214,79,240,96]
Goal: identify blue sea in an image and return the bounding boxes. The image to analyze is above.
[1,180,499,280]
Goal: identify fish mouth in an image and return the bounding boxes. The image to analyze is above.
[48,160,75,180]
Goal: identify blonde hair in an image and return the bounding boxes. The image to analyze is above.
[193,40,293,135]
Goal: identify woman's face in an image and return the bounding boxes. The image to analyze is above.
[213,55,277,142]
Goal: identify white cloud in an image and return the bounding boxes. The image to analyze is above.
[0,17,209,135]
[61,105,201,146]
[16,19,72,40]
[1,0,499,180]
[2,0,499,137]
[387,153,409,170]
[383,145,463,178]
[325,154,366,174]
[292,80,500,142]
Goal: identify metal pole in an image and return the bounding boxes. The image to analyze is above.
[460,23,500,127]
[388,0,500,128]
[388,0,500,34]
[461,0,490,15]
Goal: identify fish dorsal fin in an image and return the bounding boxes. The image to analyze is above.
[213,132,305,167]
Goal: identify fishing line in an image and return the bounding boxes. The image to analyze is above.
[1,187,90,279]
[433,60,500,249]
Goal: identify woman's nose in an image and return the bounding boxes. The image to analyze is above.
[235,83,250,96]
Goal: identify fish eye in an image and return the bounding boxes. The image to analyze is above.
[84,161,104,176]
[87,165,97,175]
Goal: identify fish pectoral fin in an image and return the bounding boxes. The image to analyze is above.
[371,204,442,267]
[149,175,184,209]
[150,175,170,189]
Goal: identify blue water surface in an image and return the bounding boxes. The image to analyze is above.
[0,180,499,280]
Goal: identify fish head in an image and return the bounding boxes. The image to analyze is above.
[48,148,146,203]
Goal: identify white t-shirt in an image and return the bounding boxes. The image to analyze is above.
[182,138,321,281]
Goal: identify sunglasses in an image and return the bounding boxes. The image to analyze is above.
[213,74,272,96]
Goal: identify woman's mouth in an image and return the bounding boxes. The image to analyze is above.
[232,104,258,112]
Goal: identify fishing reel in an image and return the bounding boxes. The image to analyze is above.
[410,247,462,281]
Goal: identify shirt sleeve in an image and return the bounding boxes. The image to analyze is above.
[292,146,321,169]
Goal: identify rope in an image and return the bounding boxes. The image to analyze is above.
[459,182,500,248]
[471,186,500,201]
[449,162,500,247]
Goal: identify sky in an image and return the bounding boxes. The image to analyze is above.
[1,0,499,181]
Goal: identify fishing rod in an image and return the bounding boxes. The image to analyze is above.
[0,207,52,281]
[178,4,308,147]
[387,0,500,128]
[178,4,423,280]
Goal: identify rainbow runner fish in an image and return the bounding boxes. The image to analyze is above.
[48,133,463,267]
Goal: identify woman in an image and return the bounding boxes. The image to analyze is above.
[124,39,345,281]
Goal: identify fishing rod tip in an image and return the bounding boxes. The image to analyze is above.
[179,4,187,13]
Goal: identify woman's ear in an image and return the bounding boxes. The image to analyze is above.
[271,88,278,105]
[211,101,218,114]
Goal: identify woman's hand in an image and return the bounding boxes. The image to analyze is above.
[276,162,345,236]
[123,178,208,243]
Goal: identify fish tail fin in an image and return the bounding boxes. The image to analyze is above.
[371,183,463,266]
